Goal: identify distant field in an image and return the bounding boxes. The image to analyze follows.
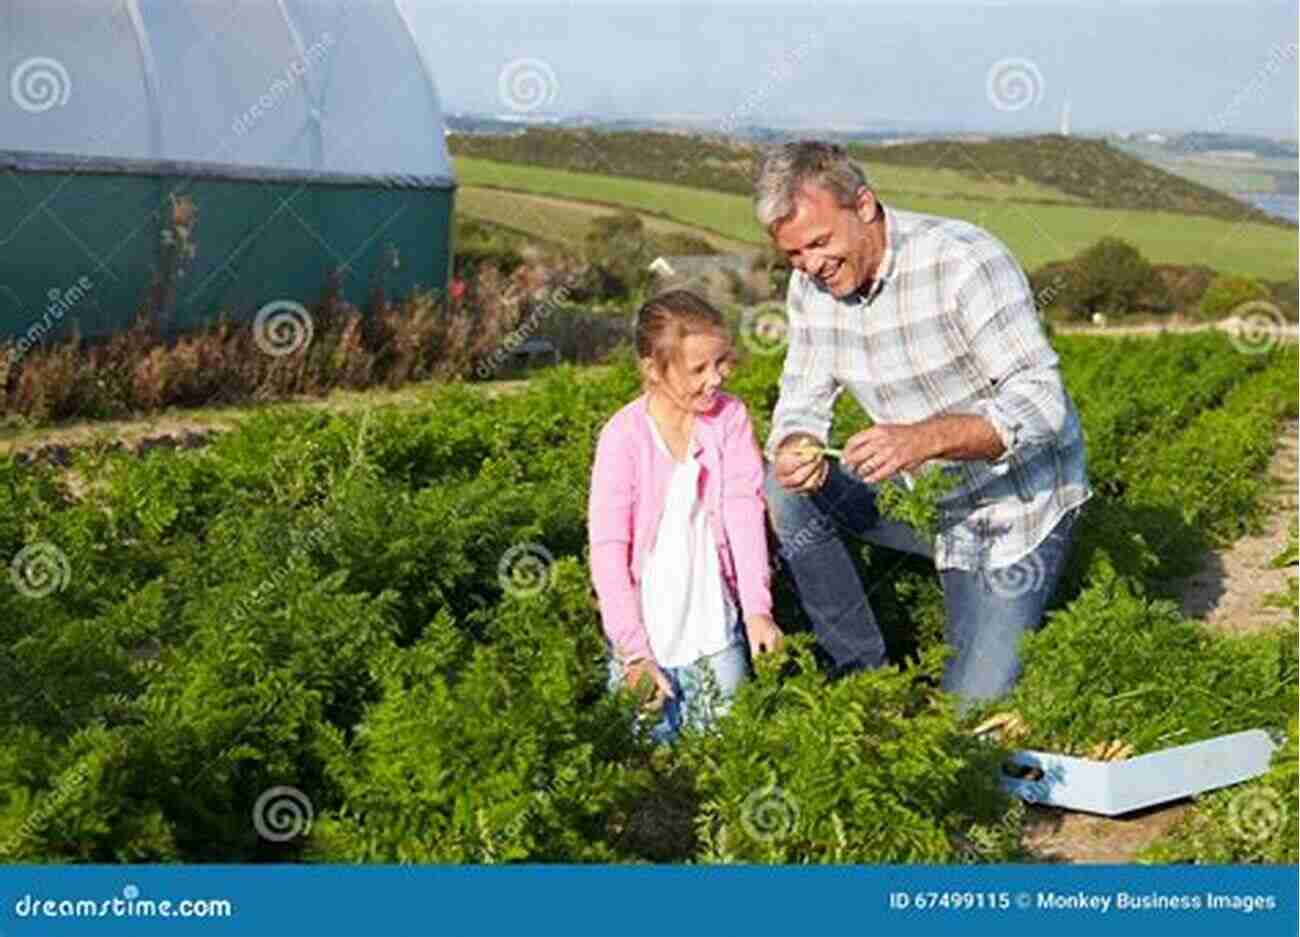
[853,161,1084,204]
[1116,141,1298,195]
[455,157,1298,280]
[456,186,755,253]
[456,156,765,242]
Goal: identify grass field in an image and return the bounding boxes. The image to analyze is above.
[857,159,1086,204]
[455,157,1299,280]
[456,186,756,253]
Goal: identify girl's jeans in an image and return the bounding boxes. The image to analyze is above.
[763,460,1080,712]
[607,640,750,744]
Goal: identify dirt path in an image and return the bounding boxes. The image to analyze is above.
[1057,318,1299,342]
[1175,419,1298,633]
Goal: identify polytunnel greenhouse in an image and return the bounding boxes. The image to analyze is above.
[0,0,455,344]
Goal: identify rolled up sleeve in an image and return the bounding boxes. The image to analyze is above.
[764,273,842,461]
[951,243,1068,463]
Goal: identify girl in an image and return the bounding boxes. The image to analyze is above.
[588,289,783,743]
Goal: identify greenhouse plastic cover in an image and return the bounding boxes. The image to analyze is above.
[0,0,454,187]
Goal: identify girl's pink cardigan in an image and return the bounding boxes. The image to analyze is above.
[587,392,773,662]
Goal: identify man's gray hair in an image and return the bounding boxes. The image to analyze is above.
[753,141,871,230]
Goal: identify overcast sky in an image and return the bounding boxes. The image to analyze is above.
[407,0,1298,139]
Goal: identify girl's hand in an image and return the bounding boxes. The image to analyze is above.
[624,658,674,712]
[744,613,785,657]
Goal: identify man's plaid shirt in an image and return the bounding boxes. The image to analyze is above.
[765,201,1091,571]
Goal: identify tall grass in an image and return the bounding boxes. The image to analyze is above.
[0,261,588,427]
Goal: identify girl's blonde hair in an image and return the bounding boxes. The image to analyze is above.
[634,289,733,388]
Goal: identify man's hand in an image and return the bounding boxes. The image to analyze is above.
[744,613,784,657]
[842,423,938,484]
[774,432,830,493]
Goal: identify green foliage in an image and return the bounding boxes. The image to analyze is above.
[1197,273,1270,320]
[676,636,1025,863]
[1271,518,1299,569]
[452,215,526,277]
[1057,237,1169,318]
[1,331,1295,865]
[986,570,1298,757]
[310,562,652,863]
[875,466,960,544]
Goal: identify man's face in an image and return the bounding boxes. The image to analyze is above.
[771,183,877,299]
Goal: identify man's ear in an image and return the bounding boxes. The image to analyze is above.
[855,187,877,222]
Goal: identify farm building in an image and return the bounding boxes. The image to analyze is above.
[0,0,455,345]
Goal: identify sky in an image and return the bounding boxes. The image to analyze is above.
[406,0,1299,139]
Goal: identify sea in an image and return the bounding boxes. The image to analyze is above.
[1236,192,1299,224]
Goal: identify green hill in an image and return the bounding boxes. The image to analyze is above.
[850,135,1289,225]
[447,129,1286,227]
[454,157,1297,281]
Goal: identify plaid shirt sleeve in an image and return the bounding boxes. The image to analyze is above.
[764,272,843,461]
[949,240,1069,464]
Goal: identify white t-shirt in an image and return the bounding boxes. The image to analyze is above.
[638,412,737,668]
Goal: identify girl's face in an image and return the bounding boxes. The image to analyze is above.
[644,330,734,414]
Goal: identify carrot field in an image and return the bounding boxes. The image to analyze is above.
[1,331,1296,864]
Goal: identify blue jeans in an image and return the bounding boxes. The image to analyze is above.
[607,640,750,744]
[763,461,1079,711]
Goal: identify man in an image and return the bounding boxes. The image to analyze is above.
[755,141,1090,709]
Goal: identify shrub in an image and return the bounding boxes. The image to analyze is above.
[1058,237,1168,319]
[1197,273,1270,320]
[1152,263,1215,315]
